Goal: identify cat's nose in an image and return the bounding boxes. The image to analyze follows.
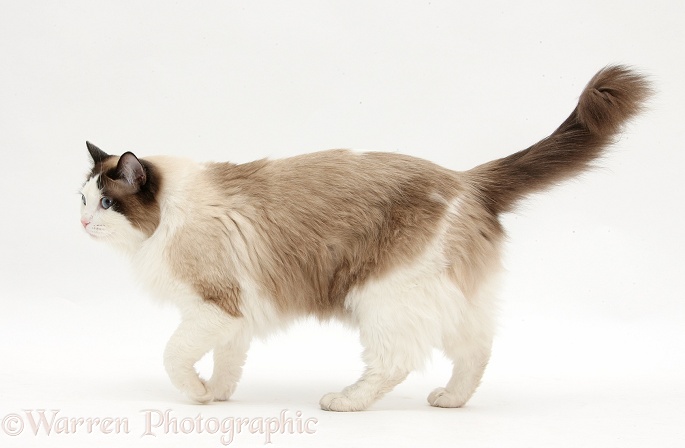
[81,218,90,228]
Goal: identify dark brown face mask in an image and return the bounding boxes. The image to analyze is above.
[86,142,162,237]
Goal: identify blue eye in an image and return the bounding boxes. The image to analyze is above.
[81,194,86,205]
[101,197,114,209]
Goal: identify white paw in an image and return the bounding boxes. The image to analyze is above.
[183,379,213,404]
[427,387,467,408]
[320,392,367,412]
[205,379,237,402]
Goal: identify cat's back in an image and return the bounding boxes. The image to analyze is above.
[203,149,464,208]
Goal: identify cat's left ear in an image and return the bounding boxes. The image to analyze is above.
[116,152,146,191]
[86,141,110,165]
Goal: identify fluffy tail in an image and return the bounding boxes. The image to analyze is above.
[469,65,651,215]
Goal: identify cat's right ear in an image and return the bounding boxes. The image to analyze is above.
[86,141,110,165]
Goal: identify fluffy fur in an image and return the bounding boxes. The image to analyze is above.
[80,66,650,411]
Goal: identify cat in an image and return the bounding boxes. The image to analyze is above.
[80,66,650,411]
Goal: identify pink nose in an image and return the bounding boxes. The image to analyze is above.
[81,218,90,228]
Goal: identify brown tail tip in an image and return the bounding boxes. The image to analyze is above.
[577,65,652,136]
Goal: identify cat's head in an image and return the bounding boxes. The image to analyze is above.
[80,142,161,252]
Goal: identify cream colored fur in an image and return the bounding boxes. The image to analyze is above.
[81,154,497,410]
[80,66,650,410]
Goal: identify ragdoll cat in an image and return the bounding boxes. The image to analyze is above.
[80,66,649,411]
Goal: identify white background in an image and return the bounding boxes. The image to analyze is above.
[1,1,683,447]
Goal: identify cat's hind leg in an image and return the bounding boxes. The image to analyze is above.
[320,277,439,412]
[427,290,496,408]
[427,335,493,408]
[319,325,421,412]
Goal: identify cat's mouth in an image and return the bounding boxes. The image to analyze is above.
[83,224,110,239]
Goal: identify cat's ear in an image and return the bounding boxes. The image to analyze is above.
[116,152,146,191]
[86,141,110,165]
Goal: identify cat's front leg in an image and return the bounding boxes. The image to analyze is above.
[163,302,236,404]
[205,336,251,401]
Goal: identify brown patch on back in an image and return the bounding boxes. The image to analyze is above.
[167,150,466,318]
